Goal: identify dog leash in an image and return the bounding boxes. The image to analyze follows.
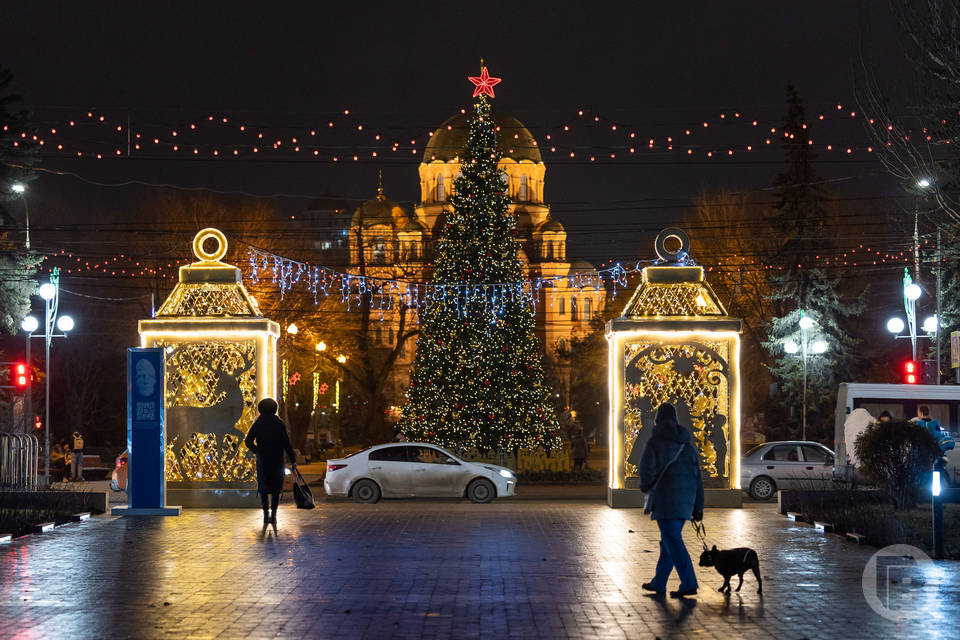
[692,519,709,552]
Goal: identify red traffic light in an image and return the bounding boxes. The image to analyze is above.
[904,360,919,384]
[33,416,42,431]
[14,363,27,387]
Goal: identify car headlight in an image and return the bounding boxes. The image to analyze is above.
[498,469,514,479]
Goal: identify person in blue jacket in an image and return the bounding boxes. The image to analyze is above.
[638,403,705,598]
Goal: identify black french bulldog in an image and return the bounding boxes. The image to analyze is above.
[698,545,763,595]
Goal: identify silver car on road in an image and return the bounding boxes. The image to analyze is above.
[741,441,835,500]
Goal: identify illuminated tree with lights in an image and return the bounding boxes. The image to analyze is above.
[401,72,560,452]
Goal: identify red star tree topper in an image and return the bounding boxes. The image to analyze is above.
[468,66,501,98]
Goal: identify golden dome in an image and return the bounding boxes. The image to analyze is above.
[425,112,542,163]
[351,192,409,228]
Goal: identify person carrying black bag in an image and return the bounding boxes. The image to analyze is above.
[244,398,297,525]
[638,403,705,598]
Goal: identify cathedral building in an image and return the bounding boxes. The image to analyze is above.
[346,111,605,412]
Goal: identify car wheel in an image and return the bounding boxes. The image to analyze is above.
[351,479,381,504]
[749,476,777,501]
[466,478,496,504]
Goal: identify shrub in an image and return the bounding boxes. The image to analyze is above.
[855,419,940,510]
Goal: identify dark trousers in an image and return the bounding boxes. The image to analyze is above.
[260,491,280,516]
[649,518,698,591]
[573,457,585,470]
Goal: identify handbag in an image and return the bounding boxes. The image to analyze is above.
[643,443,686,514]
[292,468,315,510]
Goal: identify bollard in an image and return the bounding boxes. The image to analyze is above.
[932,469,944,560]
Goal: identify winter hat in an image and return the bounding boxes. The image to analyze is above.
[257,398,279,415]
[655,403,679,426]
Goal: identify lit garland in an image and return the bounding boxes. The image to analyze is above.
[247,245,630,316]
[18,99,885,163]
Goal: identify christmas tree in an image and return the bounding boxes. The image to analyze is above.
[401,68,561,452]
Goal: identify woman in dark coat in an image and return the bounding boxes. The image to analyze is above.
[244,398,297,524]
[638,403,705,598]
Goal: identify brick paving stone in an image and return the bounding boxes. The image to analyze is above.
[1,502,958,639]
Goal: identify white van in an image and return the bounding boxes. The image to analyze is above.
[833,383,960,486]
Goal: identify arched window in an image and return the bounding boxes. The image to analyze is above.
[546,241,553,260]
[375,325,382,345]
[570,298,578,322]
[559,297,566,316]
[585,297,592,321]
[436,174,445,201]
[519,175,528,201]
[389,327,395,345]
[372,240,386,264]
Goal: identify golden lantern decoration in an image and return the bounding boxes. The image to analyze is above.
[139,228,279,493]
[606,228,742,508]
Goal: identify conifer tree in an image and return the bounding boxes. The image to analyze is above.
[401,94,560,452]
[0,64,40,335]
[763,85,863,441]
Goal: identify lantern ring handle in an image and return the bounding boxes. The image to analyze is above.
[654,227,690,263]
[193,228,228,262]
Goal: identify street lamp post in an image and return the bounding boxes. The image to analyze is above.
[37,268,74,482]
[20,315,38,434]
[11,182,30,250]
[783,311,828,441]
[887,269,938,382]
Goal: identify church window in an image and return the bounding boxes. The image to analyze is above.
[436,174,445,201]
[500,172,509,195]
[519,175,528,201]
[389,327,395,345]
[585,297,592,321]
[373,240,387,264]
[559,297,566,316]
[376,325,382,345]
[570,298,578,321]
[545,241,553,260]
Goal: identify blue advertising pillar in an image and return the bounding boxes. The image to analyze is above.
[111,348,181,516]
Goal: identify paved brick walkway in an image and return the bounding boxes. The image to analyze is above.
[2,501,957,639]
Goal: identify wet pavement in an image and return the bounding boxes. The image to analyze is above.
[2,501,958,639]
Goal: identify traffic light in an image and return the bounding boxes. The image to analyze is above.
[33,416,42,431]
[2,362,28,390]
[904,360,919,384]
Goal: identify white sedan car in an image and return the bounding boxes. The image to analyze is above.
[324,442,517,504]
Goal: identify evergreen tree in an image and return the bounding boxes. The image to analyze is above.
[763,85,863,441]
[401,96,561,452]
[0,64,40,334]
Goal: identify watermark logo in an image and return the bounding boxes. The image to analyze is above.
[862,544,939,621]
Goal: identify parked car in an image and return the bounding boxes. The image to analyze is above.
[741,441,835,500]
[110,450,128,492]
[324,442,516,504]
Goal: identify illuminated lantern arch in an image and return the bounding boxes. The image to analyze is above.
[606,228,742,508]
[139,229,279,496]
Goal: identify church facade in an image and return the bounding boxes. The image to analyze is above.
[346,111,605,414]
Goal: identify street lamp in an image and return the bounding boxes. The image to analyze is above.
[782,310,828,441]
[286,323,298,335]
[34,268,73,483]
[886,269,926,362]
[11,182,29,249]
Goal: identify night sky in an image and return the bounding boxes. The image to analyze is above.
[0,1,911,281]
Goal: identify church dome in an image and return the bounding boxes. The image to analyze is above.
[424,112,542,163]
[351,193,409,228]
[537,218,565,233]
[570,259,596,275]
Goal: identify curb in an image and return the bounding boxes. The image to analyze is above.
[779,510,868,546]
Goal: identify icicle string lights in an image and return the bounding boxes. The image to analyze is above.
[246,245,633,316]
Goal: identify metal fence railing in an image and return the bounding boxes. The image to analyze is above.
[0,431,39,491]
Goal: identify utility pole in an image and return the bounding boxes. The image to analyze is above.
[937,227,942,384]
